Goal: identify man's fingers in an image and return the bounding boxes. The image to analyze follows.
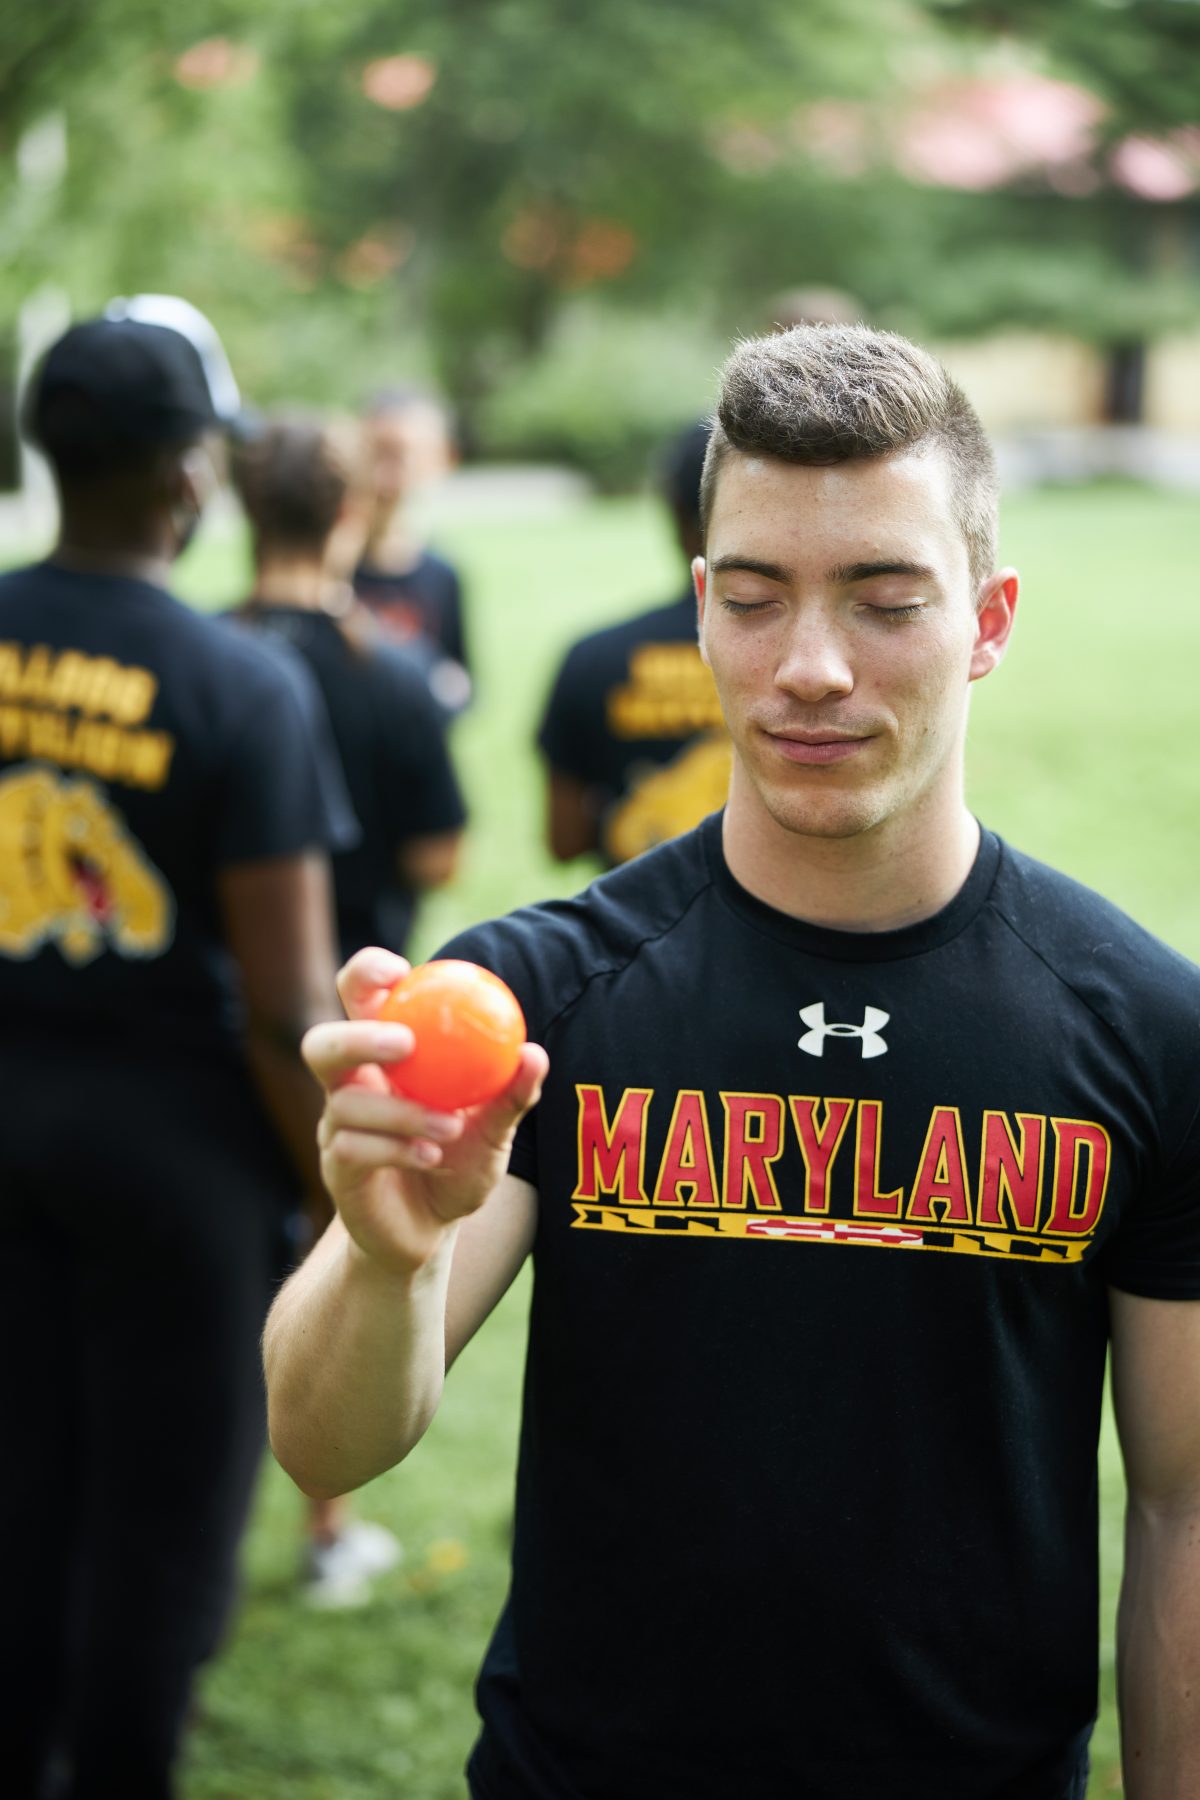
[303,1017,416,1092]
[471,1043,549,1144]
[322,1085,465,1145]
[322,1127,447,1181]
[336,947,410,1020]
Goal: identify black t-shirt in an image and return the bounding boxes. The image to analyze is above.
[0,561,355,1054]
[442,814,1200,1800]
[229,603,466,961]
[354,549,471,713]
[537,592,731,864]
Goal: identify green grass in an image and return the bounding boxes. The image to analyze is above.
[11,483,1200,1795]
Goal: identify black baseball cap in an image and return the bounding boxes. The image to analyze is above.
[23,295,243,473]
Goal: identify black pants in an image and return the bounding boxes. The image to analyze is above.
[0,1043,296,1800]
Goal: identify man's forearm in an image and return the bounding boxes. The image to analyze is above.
[242,1020,327,1207]
[264,1216,455,1499]
[1117,1499,1200,1797]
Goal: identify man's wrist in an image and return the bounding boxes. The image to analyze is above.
[337,1215,456,1298]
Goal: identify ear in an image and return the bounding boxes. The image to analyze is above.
[177,445,216,513]
[969,567,1018,684]
[692,556,709,665]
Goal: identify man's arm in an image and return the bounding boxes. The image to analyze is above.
[217,850,340,1210]
[263,948,546,1500]
[397,826,463,893]
[1110,1287,1200,1798]
[545,766,600,862]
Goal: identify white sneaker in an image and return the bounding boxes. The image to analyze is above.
[302,1520,403,1609]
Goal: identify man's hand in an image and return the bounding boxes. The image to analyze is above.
[303,947,548,1280]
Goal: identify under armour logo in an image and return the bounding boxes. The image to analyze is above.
[798,1003,890,1059]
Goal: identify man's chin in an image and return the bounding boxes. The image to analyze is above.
[760,782,890,842]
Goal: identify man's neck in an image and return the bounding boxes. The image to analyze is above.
[721,769,981,933]
[362,506,420,571]
[52,540,173,589]
[54,495,178,586]
[251,555,336,612]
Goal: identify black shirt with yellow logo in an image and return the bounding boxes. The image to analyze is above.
[0,560,354,1054]
[537,592,731,864]
[442,814,1200,1800]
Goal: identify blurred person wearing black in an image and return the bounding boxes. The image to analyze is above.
[354,387,472,715]
[537,420,730,866]
[0,310,353,1797]
[230,414,467,1602]
[766,285,864,332]
[231,414,466,972]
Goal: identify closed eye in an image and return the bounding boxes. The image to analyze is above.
[720,598,774,616]
[867,603,926,622]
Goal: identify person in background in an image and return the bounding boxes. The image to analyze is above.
[765,285,864,332]
[230,413,468,1604]
[537,420,730,866]
[0,305,353,1796]
[354,387,472,715]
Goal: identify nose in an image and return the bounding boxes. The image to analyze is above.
[775,612,854,703]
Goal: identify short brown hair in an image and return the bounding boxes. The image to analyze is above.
[232,414,358,553]
[701,325,998,588]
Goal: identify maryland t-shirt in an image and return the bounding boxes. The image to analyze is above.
[442,813,1200,1800]
[538,592,731,864]
[0,561,355,1054]
[229,603,466,961]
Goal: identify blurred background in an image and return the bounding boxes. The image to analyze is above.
[3,2,1198,1794]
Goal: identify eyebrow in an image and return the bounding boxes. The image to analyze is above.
[708,555,791,582]
[708,554,939,587]
[827,559,938,586]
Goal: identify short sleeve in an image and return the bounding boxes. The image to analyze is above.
[1106,1094,1200,1299]
[372,654,467,842]
[506,1110,539,1187]
[441,564,469,674]
[538,642,599,783]
[212,655,359,868]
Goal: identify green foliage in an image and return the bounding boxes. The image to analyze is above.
[930,0,1200,131]
[478,303,727,488]
[2,0,1198,472]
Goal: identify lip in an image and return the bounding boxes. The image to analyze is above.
[764,732,871,765]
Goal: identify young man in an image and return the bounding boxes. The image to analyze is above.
[537,420,731,866]
[231,411,467,1603]
[231,413,467,970]
[0,309,354,1795]
[353,386,472,715]
[265,325,1200,1800]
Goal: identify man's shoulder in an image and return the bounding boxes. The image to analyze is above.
[365,634,444,702]
[414,547,460,584]
[990,837,1200,1037]
[0,561,42,603]
[559,593,697,673]
[0,564,297,695]
[438,822,715,1034]
[205,606,333,711]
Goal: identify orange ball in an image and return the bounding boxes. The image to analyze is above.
[377,959,526,1111]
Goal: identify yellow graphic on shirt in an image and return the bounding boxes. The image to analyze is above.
[606,643,724,740]
[0,766,174,965]
[0,642,175,790]
[605,731,733,864]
